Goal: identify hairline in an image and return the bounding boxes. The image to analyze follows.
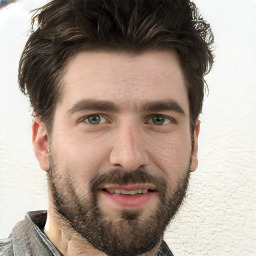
[44,47,195,135]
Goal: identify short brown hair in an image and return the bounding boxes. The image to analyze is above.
[19,0,214,132]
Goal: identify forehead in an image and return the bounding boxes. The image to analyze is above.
[59,50,189,112]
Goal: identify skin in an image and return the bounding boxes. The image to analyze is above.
[32,50,200,256]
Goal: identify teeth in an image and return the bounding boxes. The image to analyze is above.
[142,189,148,194]
[107,189,149,195]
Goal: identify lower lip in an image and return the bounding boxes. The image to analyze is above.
[101,191,153,208]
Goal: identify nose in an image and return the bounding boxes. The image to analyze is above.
[110,123,149,172]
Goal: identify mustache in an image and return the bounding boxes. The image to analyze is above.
[89,168,167,194]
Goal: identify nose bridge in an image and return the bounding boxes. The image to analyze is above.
[122,123,136,151]
[110,120,149,171]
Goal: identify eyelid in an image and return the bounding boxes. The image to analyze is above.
[146,114,176,125]
[78,113,176,126]
[80,113,108,124]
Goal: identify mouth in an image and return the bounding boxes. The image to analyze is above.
[100,184,156,208]
[103,188,154,195]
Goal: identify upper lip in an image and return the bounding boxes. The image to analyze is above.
[102,184,156,191]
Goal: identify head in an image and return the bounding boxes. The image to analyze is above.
[19,0,213,133]
[20,0,214,255]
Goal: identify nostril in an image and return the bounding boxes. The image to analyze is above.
[109,142,149,172]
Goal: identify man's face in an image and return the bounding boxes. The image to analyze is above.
[35,50,199,256]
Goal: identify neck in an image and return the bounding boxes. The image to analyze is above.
[44,206,160,256]
[44,207,105,256]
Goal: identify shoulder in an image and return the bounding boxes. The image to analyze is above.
[157,240,175,256]
[0,237,14,256]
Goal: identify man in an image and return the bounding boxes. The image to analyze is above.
[0,0,214,255]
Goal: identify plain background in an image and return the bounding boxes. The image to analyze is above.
[0,0,256,255]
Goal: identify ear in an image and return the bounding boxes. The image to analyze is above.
[190,121,200,172]
[32,117,50,171]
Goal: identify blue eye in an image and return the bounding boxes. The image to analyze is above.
[148,115,172,125]
[83,114,106,125]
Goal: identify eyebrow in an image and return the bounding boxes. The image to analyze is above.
[68,99,119,116]
[67,99,185,116]
[141,100,185,115]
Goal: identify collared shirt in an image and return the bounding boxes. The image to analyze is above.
[0,211,174,256]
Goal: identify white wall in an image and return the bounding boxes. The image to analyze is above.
[0,0,255,255]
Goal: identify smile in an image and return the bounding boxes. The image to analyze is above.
[101,185,156,207]
[104,188,149,195]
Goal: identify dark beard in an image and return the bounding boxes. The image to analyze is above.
[48,163,190,256]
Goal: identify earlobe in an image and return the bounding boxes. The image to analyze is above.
[32,117,50,171]
[190,121,200,172]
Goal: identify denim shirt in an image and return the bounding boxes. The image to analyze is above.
[0,211,174,256]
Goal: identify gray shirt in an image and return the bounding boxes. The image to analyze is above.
[0,211,174,256]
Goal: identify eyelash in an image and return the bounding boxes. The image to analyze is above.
[80,114,175,126]
[146,114,176,125]
[81,114,108,125]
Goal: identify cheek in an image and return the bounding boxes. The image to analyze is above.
[149,133,192,178]
[51,133,111,180]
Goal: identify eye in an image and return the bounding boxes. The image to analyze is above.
[82,114,107,125]
[147,114,173,126]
